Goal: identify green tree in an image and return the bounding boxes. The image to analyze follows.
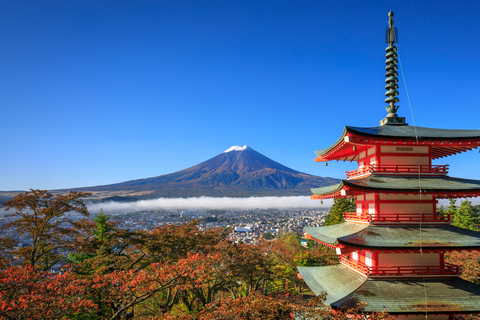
[69,214,141,276]
[92,210,113,241]
[263,232,275,240]
[451,199,480,230]
[446,199,458,215]
[323,198,355,226]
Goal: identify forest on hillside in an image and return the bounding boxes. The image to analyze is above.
[0,190,479,319]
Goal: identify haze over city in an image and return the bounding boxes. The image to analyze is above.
[2,0,480,193]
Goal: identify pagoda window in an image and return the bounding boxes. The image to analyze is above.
[357,150,376,168]
[352,251,358,261]
[368,203,375,214]
[365,251,373,267]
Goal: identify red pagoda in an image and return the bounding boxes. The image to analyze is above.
[298,11,480,319]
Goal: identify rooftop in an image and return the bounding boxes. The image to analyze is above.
[314,126,480,162]
[298,264,480,314]
[305,223,480,250]
[311,175,480,199]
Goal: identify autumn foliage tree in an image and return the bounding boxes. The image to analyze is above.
[69,212,142,275]
[83,253,220,320]
[140,221,229,264]
[268,233,337,293]
[1,189,91,271]
[0,265,95,319]
[196,291,294,320]
[158,291,394,320]
[213,241,275,299]
[0,190,391,319]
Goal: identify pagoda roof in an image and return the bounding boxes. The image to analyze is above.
[315,125,480,161]
[305,223,480,250]
[348,125,480,140]
[298,264,480,314]
[297,264,366,305]
[311,175,480,199]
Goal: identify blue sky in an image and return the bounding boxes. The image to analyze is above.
[1,0,480,191]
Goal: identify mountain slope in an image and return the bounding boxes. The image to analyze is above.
[74,146,338,199]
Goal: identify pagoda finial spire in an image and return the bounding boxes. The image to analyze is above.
[380,10,407,126]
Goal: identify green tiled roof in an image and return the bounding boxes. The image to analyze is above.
[297,264,366,305]
[314,125,480,157]
[337,278,480,314]
[311,176,480,196]
[305,223,368,245]
[347,176,480,192]
[348,125,480,140]
[306,223,480,249]
[315,127,348,157]
[299,264,480,314]
[311,182,343,196]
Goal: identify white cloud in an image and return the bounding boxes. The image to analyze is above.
[87,196,332,213]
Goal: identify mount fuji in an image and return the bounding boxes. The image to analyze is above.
[0,146,339,202]
[68,145,338,201]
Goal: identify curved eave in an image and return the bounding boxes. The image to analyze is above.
[298,264,480,314]
[305,223,368,247]
[299,264,480,314]
[314,126,480,162]
[347,125,480,140]
[345,176,480,198]
[339,277,480,315]
[297,264,366,305]
[306,223,480,250]
[311,182,345,199]
[311,176,480,200]
[347,133,480,160]
[314,127,352,162]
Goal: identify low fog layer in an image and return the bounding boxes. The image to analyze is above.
[85,197,480,214]
[86,196,333,213]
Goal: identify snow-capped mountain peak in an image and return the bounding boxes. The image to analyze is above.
[223,145,248,153]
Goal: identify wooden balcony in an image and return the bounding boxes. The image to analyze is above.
[346,164,449,179]
[340,256,460,277]
[343,211,451,224]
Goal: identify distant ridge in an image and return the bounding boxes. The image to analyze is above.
[1,146,339,202]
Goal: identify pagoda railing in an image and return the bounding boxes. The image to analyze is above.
[340,256,460,277]
[343,211,451,223]
[346,164,449,179]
